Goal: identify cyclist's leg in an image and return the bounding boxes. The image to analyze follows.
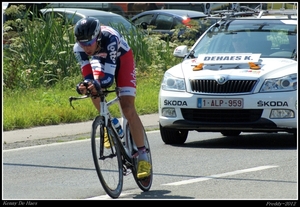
[120,96,151,180]
[116,49,145,148]
[131,126,153,191]
[116,49,151,179]
[91,96,100,112]
[119,96,144,147]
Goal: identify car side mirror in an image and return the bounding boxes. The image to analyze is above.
[139,22,148,29]
[173,45,189,58]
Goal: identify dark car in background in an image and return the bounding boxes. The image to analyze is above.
[130,9,213,41]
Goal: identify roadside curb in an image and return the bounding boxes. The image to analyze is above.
[3,113,159,144]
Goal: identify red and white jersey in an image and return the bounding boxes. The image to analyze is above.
[73,25,134,89]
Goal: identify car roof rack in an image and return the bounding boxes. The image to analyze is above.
[207,5,297,23]
[256,9,297,19]
[208,4,262,21]
[207,10,257,23]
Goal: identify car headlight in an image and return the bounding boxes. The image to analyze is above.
[259,73,297,92]
[161,72,186,91]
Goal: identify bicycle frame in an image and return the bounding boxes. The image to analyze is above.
[69,88,136,166]
[69,86,152,198]
[100,91,137,166]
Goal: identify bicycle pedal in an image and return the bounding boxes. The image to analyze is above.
[122,166,127,175]
[122,167,132,176]
[125,169,132,176]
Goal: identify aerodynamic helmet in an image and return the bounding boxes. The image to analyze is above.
[74,17,101,46]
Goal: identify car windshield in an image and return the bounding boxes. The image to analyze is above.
[191,19,297,59]
[93,15,134,32]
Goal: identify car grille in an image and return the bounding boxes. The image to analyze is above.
[190,80,257,93]
[181,109,263,122]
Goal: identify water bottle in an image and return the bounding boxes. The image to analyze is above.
[112,118,124,138]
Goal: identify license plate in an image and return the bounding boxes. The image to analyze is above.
[198,98,243,108]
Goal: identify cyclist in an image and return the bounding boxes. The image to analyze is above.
[73,17,151,179]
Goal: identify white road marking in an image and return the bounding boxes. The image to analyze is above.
[162,165,278,186]
[3,131,159,152]
[87,165,279,199]
[3,139,89,152]
[87,191,135,200]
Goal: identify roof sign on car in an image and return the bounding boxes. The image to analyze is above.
[196,53,261,64]
[193,54,262,70]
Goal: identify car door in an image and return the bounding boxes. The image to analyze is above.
[132,12,178,37]
[132,13,154,25]
[152,14,175,35]
[131,13,155,29]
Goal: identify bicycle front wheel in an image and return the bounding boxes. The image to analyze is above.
[91,116,123,199]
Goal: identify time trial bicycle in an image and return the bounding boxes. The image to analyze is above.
[69,85,153,198]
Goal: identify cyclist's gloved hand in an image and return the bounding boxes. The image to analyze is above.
[76,79,101,95]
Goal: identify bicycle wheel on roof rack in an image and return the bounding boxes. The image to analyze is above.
[91,115,123,199]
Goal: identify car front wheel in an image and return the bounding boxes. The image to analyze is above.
[159,123,188,145]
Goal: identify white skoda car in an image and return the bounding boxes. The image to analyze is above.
[158,11,297,144]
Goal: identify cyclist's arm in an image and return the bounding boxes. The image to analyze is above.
[73,43,94,80]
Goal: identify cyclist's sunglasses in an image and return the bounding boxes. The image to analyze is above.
[78,37,97,47]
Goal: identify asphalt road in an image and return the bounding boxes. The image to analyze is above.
[3,130,297,201]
